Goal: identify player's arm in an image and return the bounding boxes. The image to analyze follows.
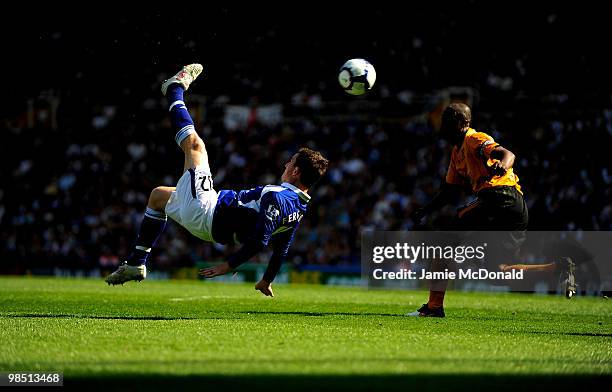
[411,152,464,224]
[411,182,462,224]
[473,134,514,175]
[200,192,279,278]
[255,228,297,297]
[489,146,515,174]
[199,241,264,278]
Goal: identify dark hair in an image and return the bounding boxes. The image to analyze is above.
[294,147,329,187]
[442,102,472,129]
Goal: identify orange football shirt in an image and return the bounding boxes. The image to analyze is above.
[446,128,522,194]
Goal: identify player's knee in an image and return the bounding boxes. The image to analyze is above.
[148,187,170,211]
[181,134,207,154]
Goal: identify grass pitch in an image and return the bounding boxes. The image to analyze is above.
[0,276,610,391]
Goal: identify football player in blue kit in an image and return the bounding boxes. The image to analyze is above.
[105,64,329,297]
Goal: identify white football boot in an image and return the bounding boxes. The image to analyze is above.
[161,63,203,96]
[559,257,577,299]
[105,262,147,285]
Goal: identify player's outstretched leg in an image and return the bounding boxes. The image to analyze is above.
[497,257,577,298]
[161,64,209,172]
[104,187,174,285]
[559,257,577,299]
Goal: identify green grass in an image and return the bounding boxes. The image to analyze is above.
[0,276,610,391]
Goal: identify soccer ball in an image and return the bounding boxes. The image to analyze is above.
[338,58,376,96]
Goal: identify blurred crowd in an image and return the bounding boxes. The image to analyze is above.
[2,8,611,273]
[2,87,611,274]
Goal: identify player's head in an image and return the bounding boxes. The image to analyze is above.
[281,147,329,189]
[440,102,472,146]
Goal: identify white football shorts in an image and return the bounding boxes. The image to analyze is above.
[165,164,217,242]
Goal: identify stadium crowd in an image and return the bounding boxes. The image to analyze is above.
[2,8,611,273]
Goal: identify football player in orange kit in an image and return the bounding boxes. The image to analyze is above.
[408,103,529,317]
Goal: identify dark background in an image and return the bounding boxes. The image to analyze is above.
[5,5,612,102]
[2,4,611,273]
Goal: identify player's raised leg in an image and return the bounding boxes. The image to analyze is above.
[105,64,207,286]
[161,64,218,245]
[161,64,209,172]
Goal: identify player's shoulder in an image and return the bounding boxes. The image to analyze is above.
[237,185,266,198]
[259,184,294,203]
[260,183,311,205]
[465,129,495,152]
[262,184,287,194]
[466,128,494,142]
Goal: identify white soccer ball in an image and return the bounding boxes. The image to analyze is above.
[338,58,376,96]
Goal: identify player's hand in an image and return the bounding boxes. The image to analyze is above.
[255,279,274,297]
[410,208,426,225]
[199,262,232,278]
[489,160,508,176]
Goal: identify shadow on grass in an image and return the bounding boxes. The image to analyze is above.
[64,374,611,391]
[519,330,612,338]
[34,356,608,367]
[1,313,198,321]
[238,310,407,317]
